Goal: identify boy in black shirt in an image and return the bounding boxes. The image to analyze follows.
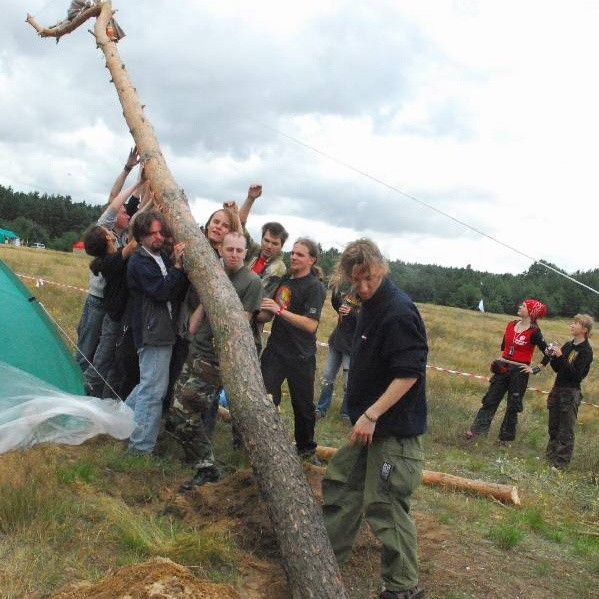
[546,314,594,470]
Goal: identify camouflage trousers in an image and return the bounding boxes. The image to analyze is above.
[167,359,221,469]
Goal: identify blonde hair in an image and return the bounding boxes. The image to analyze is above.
[204,208,242,235]
[332,238,389,289]
[574,313,594,337]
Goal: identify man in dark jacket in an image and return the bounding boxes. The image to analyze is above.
[125,211,186,455]
[322,239,427,599]
[546,313,594,470]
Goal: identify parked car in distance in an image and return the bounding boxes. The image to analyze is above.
[32,242,46,249]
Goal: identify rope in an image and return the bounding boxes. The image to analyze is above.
[35,298,123,400]
[247,117,599,297]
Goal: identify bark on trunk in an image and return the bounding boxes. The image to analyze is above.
[26,4,348,597]
[315,445,521,505]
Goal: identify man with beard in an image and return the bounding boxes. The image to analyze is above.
[125,211,186,455]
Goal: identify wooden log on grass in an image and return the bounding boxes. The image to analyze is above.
[314,445,521,505]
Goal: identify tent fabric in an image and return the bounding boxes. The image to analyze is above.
[0,361,134,453]
[0,259,84,395]
[0,228,18,243]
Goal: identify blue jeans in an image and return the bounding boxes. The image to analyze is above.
[315,347,350,416]
[83,314,121,397]
[75,294,105,372]
[125,344,172,454]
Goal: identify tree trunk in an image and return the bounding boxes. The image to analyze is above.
[26,4,348,597]
[315,445,521,505]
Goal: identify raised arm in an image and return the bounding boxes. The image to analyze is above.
[238,184,263,226]
[108,146,140,201]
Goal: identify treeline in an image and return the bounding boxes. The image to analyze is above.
[0,185,102,251]
[314,248,598,318]
[1,185,596,317]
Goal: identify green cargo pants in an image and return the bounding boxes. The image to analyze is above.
[322,435,424,592]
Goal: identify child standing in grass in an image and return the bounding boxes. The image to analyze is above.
[545,314,593,470]
[465,298,550,445]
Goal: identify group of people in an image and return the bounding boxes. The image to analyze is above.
[74,147,593,599]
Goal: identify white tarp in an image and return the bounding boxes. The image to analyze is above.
[0,361,134,453]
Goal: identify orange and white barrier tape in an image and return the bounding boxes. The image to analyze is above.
[425,362,599,408]
[16,273,88,293]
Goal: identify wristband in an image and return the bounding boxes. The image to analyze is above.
[532,366,541,375]
[123,165,132,173]
[363,411,377,423]
[276,306,284,316]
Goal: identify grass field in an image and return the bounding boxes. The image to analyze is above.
[0,244,597,599]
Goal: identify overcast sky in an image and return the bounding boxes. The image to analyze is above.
[2,1,598,275]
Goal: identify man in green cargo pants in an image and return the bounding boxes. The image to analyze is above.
[322,239,428,599]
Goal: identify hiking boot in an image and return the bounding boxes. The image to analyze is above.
[298,449,323,467]
[314,410,325,420]
[380,585,425,599]
[463,429,477,440]
[178,466,220,493]
[496,439,511,448]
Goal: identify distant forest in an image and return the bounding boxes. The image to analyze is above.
[0,185,101,252]
[1,184,597,318]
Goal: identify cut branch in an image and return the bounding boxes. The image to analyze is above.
[26,5,101,38]
[315,445,521,505]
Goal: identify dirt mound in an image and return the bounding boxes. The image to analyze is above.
[49,557,240,599]
[164,464,326,558]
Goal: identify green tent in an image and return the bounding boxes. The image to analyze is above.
[0,259,84,394]
[0,228,18,244]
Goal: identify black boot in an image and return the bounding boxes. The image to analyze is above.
[380,586,425,599]
[178,466,220,493]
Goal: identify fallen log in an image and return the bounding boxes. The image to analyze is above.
[314,445,521,505]
[419,469,520,505]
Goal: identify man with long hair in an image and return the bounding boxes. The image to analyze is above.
[322,239,428,599]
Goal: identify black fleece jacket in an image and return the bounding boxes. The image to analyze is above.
[550,339,593,389]
[347,277,428,440]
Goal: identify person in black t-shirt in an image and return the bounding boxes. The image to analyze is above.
[545,313,594,470]
[258,238,326,458]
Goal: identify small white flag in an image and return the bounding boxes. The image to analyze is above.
[478,299,485,312]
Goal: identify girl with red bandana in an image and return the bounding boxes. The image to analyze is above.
[465,299,550,444]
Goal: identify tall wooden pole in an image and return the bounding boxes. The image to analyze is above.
[26,4,348,598]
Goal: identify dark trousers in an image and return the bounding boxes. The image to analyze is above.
[261,347,317,453]
[103,325,139,400]
[471,364,529,441]
[546,386,581,468]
